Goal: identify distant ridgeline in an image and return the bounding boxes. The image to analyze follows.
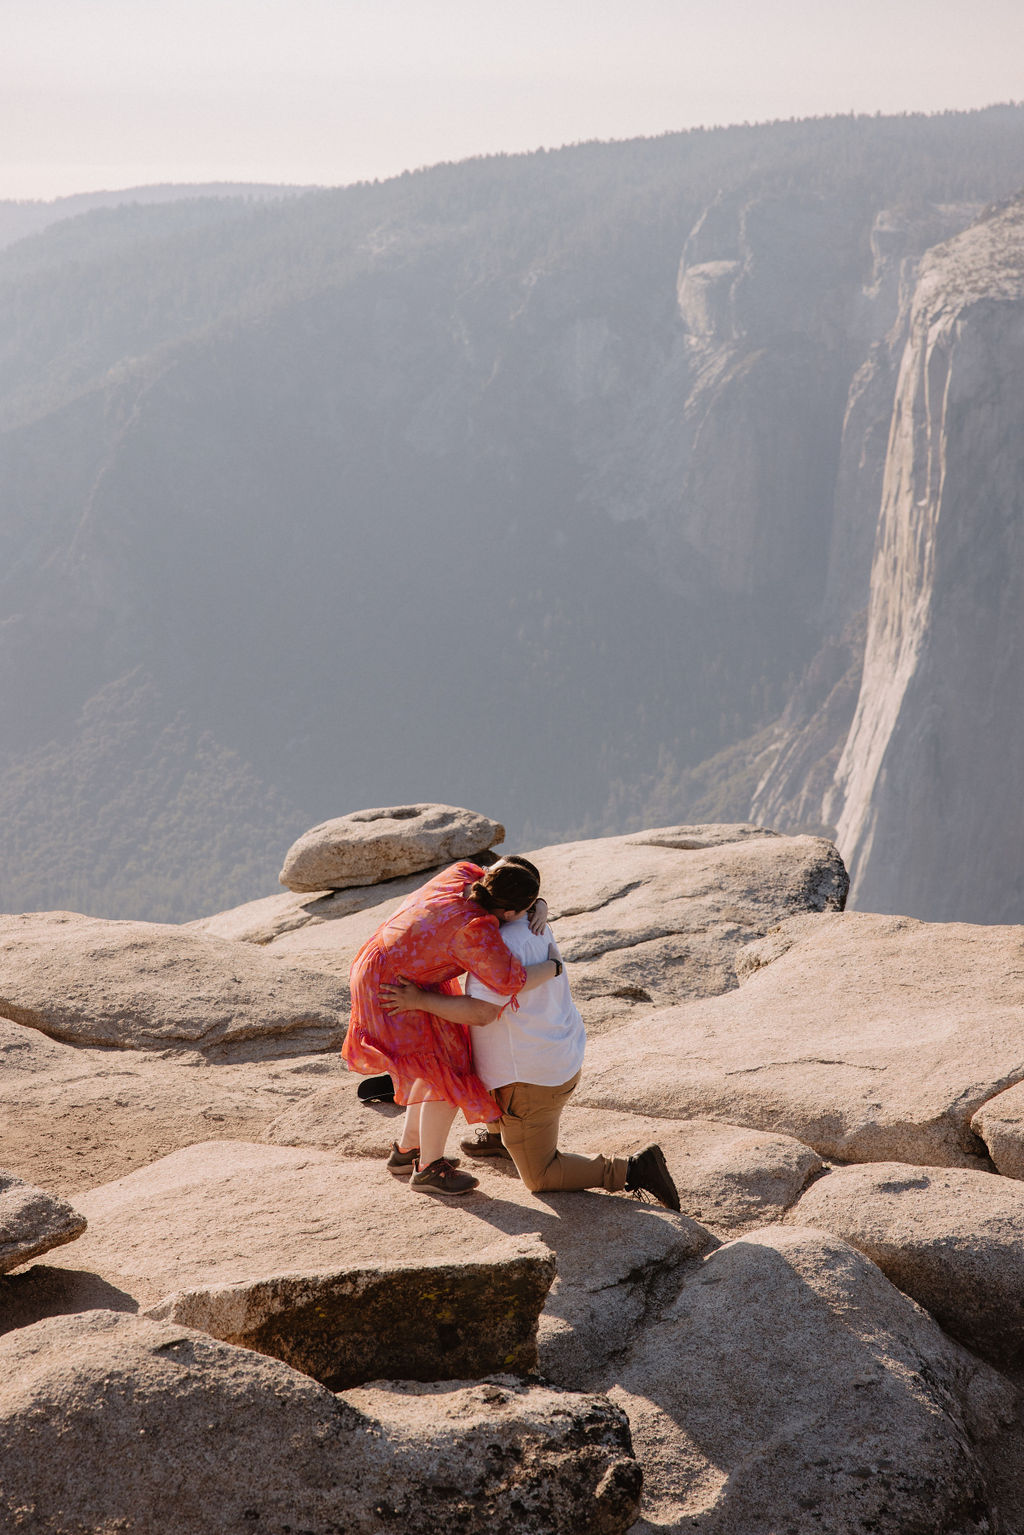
[2,107,1024,922]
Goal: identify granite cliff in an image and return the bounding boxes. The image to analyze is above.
[830,195,1024,920]
[2,109,1024,922]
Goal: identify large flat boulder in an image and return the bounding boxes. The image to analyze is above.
[787,1161,1024,1366]
[0,1170,86,1274]
[267,1091,823,1235]
[607,1226,1015,1534]
[28,1140,712,1388]
[578,910,1024,1165]
[279,803,504,892]
[206,824,849,1035]
[0,1311,639,1535]
[0,1016,345,1194]
[0,913,348,1057]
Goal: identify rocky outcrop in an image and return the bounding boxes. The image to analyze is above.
[0,911,348,1057]
[0,1312,640,1535]
[606,1226,1014,1534]
[278,804,504,893]
[212,824,849,1032]
[831,194,1024,921]
[0,1170,85,1273]
[788,1161,1024,1366]
[26,1140,712,1389]
[578,910,1024,1166]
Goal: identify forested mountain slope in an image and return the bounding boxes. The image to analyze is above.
[2,108,1023,920]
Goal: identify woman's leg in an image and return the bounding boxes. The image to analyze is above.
[398,1100,421,1152]
[419,1099,459,1165]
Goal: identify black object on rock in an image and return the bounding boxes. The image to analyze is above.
[357,1074,396,1103]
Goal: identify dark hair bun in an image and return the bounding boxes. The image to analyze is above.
[471,857,540,914]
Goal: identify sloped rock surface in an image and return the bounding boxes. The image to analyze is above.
[0,1169,86,1274]
[0,1016,344,1195]
[189,866,440,944]
[557,1107,824,1235]
[972,1081,1024,1179]
[608,1226,1014,1534]
[0,912,348,1057]
[0,1311,639,1535]
[579,910,1024,1165]
[279,803,504,892]
[788,1160,1024,1366]
[29,1141,711,1388]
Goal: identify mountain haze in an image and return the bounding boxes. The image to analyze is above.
[2,108,1024,920]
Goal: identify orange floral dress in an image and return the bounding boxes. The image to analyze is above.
[343,861,527,1123]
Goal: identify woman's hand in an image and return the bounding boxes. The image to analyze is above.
[380,977,426,1014]
[528,897,549,935]
[547,940,562,964]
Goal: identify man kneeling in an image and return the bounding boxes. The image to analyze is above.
[381,903,679,1210]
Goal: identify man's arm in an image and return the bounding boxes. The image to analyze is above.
[381,981,501,1027]
[381,945,560,1027]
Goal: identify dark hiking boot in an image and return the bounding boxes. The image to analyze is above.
[410,1157,479,1195]
[624,1144,681,1211]
[386,1143,419,1176]
[386,1143,460,1176]
[459,1128,511,1160]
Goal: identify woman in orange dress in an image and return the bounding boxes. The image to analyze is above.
[343,856,556,1193]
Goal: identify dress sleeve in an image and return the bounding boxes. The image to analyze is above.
[451,915,527,997]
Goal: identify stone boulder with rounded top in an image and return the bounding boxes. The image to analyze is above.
[0,1311,640,1535]
[278,803,505,892]
[786,1160,1024,1366]
[0,912,348,1058]
[606,1225,1015,1535]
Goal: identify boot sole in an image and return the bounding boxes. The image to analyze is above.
[409,1180,479,1195]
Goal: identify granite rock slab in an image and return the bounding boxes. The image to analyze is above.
[788,1160,1024,1366]
[0,913,348,1057]
[579,911,1024,1165]
[0,1311,639,1535]
[29,1140,712,1388]
[609,1226,1015,1534]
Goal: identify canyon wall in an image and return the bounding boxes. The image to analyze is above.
[830,197,1024,921]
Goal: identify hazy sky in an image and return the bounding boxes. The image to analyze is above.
[4,0,1023,201]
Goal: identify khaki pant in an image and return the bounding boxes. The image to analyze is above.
[494,1071,628,1193]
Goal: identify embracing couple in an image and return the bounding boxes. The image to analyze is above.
[342,853,680,1210]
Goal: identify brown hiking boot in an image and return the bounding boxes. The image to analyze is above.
[386,1143,460,1176]
[459,1128,511,1160]
[624,1144,681,1211]
[410,1157,479,1195]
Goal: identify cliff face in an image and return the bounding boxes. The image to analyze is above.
[3,112,1024,920]
[831,197,1024,921]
